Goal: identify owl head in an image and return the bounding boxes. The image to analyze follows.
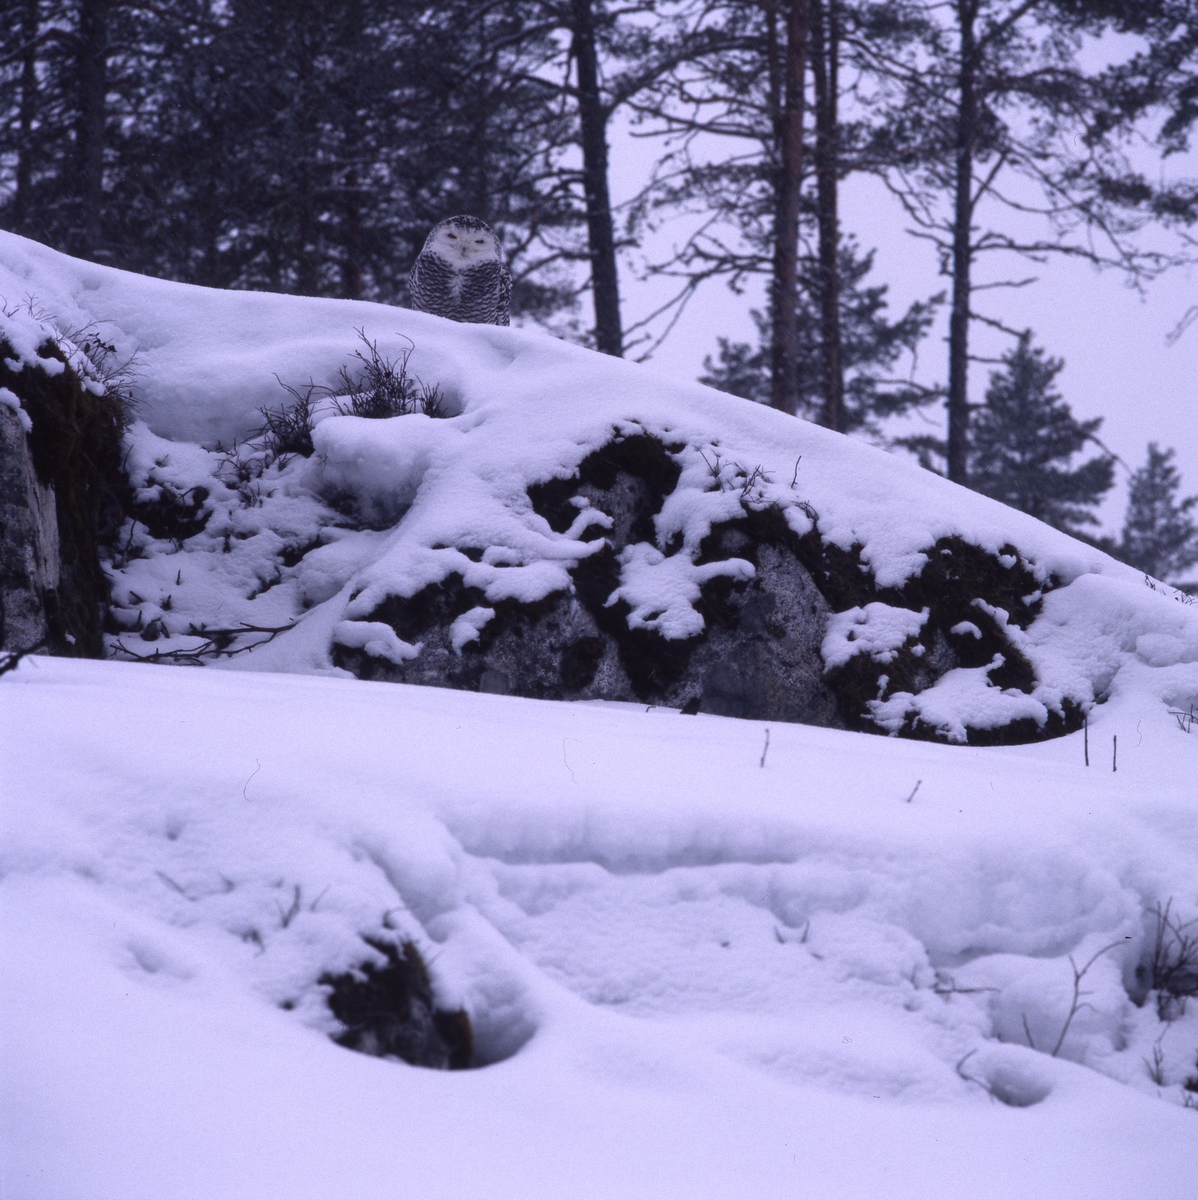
[423,216,501,266]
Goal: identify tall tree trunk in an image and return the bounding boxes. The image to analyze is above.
[294,30,319,296]
[769,0,809,415]
[811,0,842,431]
[342,167,364,299]
[947,0,978,484]
[296,159,318,295]
[338,0,364,300]
[571,0,623,356]
[14,0,38,232]
[75,0,109,260]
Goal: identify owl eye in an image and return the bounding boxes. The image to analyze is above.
[475,238,485,244]
[447,232,457,239]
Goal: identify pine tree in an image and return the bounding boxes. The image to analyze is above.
[0,0,582,314]
[699,241,939,437]
[630,0,932,416]
[1119,444,1198,583]
[967,335,1113,535]
[878,1,1178,484]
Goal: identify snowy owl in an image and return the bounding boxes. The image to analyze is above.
[409,216,511,326]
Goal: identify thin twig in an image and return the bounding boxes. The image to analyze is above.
[1022,1013,1037,1050]
[155,870,191,898]
[0,637,46,676]
[277,885,302,929]
[1051,939,1127,1057]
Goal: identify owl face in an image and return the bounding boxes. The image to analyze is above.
[427,221,500,266]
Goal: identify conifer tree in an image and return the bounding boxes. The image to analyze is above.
[699,241,939,436]
[967,334,1113,535]
[0,0,581,313]
[1119,443,1198,583]
[878,1,1181,484]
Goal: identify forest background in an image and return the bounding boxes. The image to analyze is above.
[2,0,1198,586]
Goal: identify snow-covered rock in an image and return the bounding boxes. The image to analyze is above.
[3,232,1192,744]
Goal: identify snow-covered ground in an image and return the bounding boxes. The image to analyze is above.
[4,656,1198,1199]
[2,232,1198,1198]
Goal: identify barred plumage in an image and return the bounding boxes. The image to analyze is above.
[409,216,511,326]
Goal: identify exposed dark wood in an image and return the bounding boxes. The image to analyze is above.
[947,0,979,484]
[74,0,108,259]
[769,0,809,415]
[571,0,623,356]
[811,0,843,431]
[14,0,39,230]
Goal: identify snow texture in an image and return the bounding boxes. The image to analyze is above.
[2,232,1198,1197]
[822,602,929,669]
[3,655,1198,1200]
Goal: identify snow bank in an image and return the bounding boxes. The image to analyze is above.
[4,230,1193,745]
[2,656,1197,1199]
[2,231,1198,1197]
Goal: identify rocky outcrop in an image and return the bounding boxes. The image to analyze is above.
[0,403,59,653]
[335,435,844,726]
[0,332,126,656]
[334,432,1078,745]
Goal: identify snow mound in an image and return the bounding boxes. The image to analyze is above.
[3,656,1198,1199]
[4,231,1193,744]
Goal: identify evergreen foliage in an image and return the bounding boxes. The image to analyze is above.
[0,0,1194,473]
[0,0,581,314]
[1119,443,1198,583]
[873,0,1180,483]
[699,242,940,437]
[967,335,1114,536]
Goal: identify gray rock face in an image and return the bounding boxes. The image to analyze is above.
[687,535,838,726]
[332,431,1083,746]
[0,404,59,653]
[335,434,846,727]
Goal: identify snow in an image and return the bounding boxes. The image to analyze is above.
[3,656,1198,1199]
[609,540,754,638]
[5,231,1194,743]
[0,384,31,432]
[2,231,1198,1198]
[822,602,929,669]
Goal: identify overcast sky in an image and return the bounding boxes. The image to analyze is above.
[608,125,1198,539]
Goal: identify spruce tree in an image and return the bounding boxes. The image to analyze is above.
[967,335,1113,535]
[699,241,939,437]
[1119,443,1198,583]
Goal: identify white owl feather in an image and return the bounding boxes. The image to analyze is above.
[409,216,511,326]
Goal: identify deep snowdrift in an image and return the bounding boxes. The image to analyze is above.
[2,232,1198,1199]
[3,656,1198,1200]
